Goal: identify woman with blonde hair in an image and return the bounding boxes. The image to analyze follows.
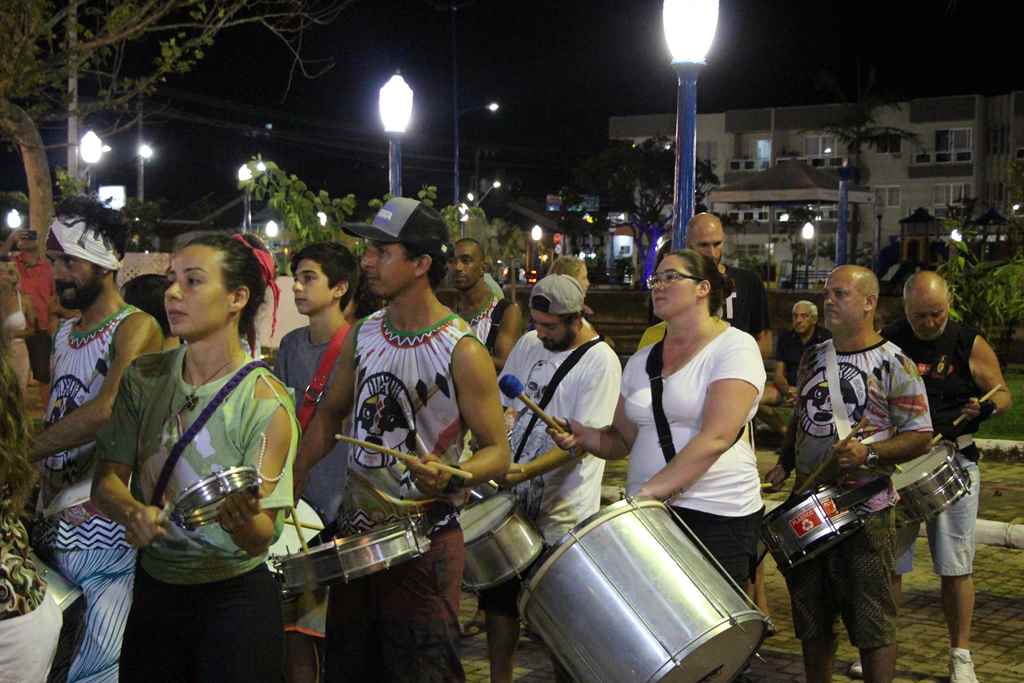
[0,333,63,681]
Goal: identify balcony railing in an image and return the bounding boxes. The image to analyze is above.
[911,150,973,165]
[728,158,771,172]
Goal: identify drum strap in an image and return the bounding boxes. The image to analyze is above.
[513,337,603,463]
[823,341,852,440]
[151,361,270,506]
[297,324,350,430]
[645,340,744,464]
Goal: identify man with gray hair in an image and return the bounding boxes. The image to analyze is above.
[773,300,831,403]
[879,270,1012,683]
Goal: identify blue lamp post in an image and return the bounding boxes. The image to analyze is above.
[663,0,719,249]
[379,73,414,198]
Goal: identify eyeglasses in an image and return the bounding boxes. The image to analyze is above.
[646,270,705,289]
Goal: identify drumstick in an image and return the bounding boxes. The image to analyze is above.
[157,502,173,526]
[287,507,310,553]
[930,384,1003,447]
[334,434,474,481]
[796,416,869,495]
[498,375,566,433]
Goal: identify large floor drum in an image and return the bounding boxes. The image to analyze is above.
[518,498,768,683]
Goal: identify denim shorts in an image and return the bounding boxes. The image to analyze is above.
[896,454,980,576]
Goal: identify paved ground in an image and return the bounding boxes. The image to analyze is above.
[455,450,1024,682]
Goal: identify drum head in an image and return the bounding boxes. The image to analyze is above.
[461,493,515,543]
[891,442,955,489]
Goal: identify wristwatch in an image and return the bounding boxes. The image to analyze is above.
[865,447,880,468]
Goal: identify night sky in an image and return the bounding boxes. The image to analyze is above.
[3,0,1020,218]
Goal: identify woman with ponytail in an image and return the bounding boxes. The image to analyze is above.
[92,233,296,682]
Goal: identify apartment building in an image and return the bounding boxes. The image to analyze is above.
[609,93,1023,277]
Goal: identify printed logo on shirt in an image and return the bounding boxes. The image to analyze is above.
[354,371,417,468]
[798,361,867,438]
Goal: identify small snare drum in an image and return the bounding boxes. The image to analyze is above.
[169,466,260,530]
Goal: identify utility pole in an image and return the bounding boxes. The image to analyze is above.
[67,0,80,181]
[137,100,145,201]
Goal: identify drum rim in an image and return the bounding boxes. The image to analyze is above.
[460,491,517,541]
[891,441,957,488]
[173,465,260,508]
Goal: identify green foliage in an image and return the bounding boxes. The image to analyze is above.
[122,198,162,251]
[938,226,1024,349]
[54,167,87,202]
[240,157,357,250]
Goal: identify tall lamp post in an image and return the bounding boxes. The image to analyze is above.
[801,221,815,289]
[79,130,109,192]
[454,102,499,204]
[238,164,254,233]
[663,0,719,249]
[379,73,414,198]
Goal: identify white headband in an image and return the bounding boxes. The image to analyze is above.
[47,217,121,271]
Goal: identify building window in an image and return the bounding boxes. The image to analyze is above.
[755,139,772,165]
[933,183,971,210]
[935,128,972,163]
[874,186,901,208]
[805,135,836,157]
[875,134,902,154]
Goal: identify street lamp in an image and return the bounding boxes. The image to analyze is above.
[265,220,280,238]
[317,211,328,227]
[237,163,259,233]
[453,100,500,204]
[950,229,963,242]
[136,143,154,201]
[79,130,110,190]
[379,72,413,198]
[663,0,719,248]
[531,225,543,242]
[5,210,22,230]
[470,179,501,207]
[801,221,815,289]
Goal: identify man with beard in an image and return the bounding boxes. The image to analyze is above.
[484,274,620,683]
[765,266,933,683]
[450,238,522,371]
[293,198,509,682]
[31,197,163,683]
[877,271,1010,683]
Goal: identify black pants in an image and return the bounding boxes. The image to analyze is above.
[120,563,284,682]
[671,505,764,586]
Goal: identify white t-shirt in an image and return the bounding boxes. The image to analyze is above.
[499,331,621,543]
[622,326,765,517]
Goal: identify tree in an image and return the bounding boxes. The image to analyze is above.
[0,0,349,250]
[574,137,719,284]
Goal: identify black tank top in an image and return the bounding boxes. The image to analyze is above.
[882,319,979,436]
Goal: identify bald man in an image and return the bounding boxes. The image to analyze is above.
[880,271,1011,683]
[766,266,933,683]
[637,213,772,354]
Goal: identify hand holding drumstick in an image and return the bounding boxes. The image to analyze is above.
[930,384,1003,447]
[796,416,869,494]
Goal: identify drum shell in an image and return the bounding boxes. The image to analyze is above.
[461,493,544,591]
[276,519,429,597]
[171,466,260,530]
[761,485,863,571]
[518,499,766,683]
[30,551,81,611]
[892,443,970,526]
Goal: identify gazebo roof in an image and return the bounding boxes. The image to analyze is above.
[899,207,940,225]
[709,162,874,204]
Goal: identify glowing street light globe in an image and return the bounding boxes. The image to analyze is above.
[379,73,414,134]
[466,192,476,202]
[137,144,154,160]
[80,130,105,164]
[238,164,253,182]
[317,211,328,227]
[801,222,815,240]
[5,209,22,229]
[950,229,963,242]
[531,225,543,242]
[487,102,500,112]
[662,0,719,65]
[265,220,280,238]
[492,180,502,189]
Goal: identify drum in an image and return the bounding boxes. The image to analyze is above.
[269,500,325,559]
[761,484,863,571]
[891,441,970,527]
[273,517,430,598]
[460,492,544,591]
[29,551,81,611]
[518,498,767,683]
[170,466,260,530]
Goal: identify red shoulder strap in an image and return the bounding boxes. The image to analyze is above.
[296,323,350,430]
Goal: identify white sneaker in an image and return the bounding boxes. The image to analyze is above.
[950,649,978,683]
[847,659,863,679]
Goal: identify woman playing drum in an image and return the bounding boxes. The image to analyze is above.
[551,249,765,587]
[92,234,297,682]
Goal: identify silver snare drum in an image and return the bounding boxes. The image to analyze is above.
[460,491,544,591]
[273,517,430,598]
[170,466,261,530]
[519,498,767,683]
[891,441,970,526]
[761,484,864,572]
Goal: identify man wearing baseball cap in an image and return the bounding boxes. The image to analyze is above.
[484,274,621,683]
[294,198,510,682]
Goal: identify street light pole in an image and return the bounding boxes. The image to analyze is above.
[451,3,460,205]
[379,73,414,198]
[662,0,719,249]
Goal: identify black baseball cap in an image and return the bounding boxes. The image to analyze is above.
[343,198,450,256]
